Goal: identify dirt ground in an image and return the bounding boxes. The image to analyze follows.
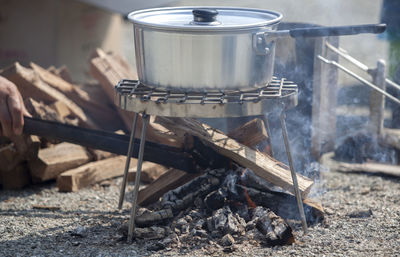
[1,161,400,257]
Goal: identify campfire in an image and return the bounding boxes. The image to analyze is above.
[119,166,323,252]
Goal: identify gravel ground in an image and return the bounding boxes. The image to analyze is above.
[1,164,400,257]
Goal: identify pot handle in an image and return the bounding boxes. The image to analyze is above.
[288,24,386,37]
[265,23,386,40]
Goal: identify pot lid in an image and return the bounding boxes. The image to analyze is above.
[128,7,282,31]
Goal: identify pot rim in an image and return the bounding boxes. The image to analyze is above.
[128,6,283,32]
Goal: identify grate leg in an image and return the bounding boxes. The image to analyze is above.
[118,112,139,209]
[127,113,150,243]
[280,110,308,233]
[262,114,275,157]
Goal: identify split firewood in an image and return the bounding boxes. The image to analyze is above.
[338,162,400,177]
[161,169,225,213]
[135,209,174,227]
[0,144,24,173]
[0,139,32,189]
[1,63,97,128]
[57,156,130,192]
[11,135,41,161]
[138,118,273,206]
[252,207,294,246]
[48,65,73,83]
[137,169,200,206]
[29,142,91,182]
[49,101,72,120]
[86,148,115,161]
[227,118,268,151]
[321,151,400,178]
[57,156,168,192]
[30,62,86,99]
[31,62,122,131]
[90,50,183,148]
[157,117,314,198]
[78,82,125,131]
[1,162,30,190]
[24,98,63,123]
[235,184,323,223]
[127,162,169,183]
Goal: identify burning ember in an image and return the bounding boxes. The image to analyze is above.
[119,167,323,252]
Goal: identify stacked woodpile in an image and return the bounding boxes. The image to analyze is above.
[0,49,172,191]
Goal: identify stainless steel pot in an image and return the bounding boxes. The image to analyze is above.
[128,7,385,90]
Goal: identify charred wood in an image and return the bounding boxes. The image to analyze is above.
[135,208,174,227]
[161,169,225,213]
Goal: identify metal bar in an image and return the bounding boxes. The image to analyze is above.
[386,78,400,92]
[318,55,400,106]
[325,42,369,71]
[325,42,400,92]
[280,111,308,233]
[128,113,150,243]
[118,112,139,209]
[262,114,275,158]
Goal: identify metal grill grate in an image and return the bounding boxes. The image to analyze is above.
[114,78,298,118]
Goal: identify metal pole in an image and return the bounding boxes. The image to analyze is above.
[280,110,308,233]
[118,113,139,209]
[318,55,400,106]
[127,113,150,243]
[262,114,275,157]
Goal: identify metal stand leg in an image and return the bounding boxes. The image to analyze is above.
[118,113,139,209]
[280,110,308,234]
[262,114,275,157]
[127,113,150,243]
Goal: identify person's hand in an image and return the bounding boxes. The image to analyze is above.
[0,76,29,137]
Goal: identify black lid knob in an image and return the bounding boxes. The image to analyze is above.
[192,8,218,23]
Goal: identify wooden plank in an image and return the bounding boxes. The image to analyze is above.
[157,117,314,198]
[227,118,268,150]
[1,62,97,128]
[338,162,400,177]
[311,37,339,158]
[90,53,183,148]
[57,156,168,192]
[321,151,400,178]
[29,142,91,182]
[57,156,130,192]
